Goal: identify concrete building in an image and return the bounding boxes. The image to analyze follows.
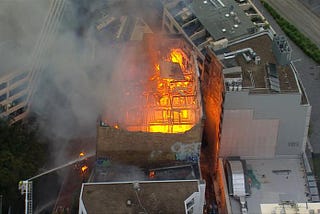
[0,69,30,122]
[160,1,310,159]
[158,1,313,212]
[219,32,311,157]
[202,32,313,213]
[161,0,257,54]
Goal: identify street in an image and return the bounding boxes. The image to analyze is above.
[299,0,320,17]
[263,0,320,48]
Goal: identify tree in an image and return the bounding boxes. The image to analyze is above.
[0,119,47,213]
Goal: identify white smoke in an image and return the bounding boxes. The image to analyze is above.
[1,0,163,164]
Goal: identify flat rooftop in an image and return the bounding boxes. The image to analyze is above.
[81,180,199,213]
[232,159,309,214]
[260,202,320,214]
[223,34,299,94]
[191,0,255,41]
[164,0,255,41]
[92,159,200,182]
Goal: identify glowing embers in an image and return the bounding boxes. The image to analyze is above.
[149,124,194,133]
[170,48,189,75]
[126,47,199,133]
[81,165,88,173]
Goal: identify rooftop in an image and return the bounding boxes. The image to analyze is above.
[230,158,311,214]
[163,0,255,41]
[81,180,200,213]
[260,202,320,214]
[92,158,200,182]
[221,33,299,94]
[191,0,255,41]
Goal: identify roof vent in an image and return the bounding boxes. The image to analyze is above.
[133,182,141,191]
[234,16,241,24]
[126,199,132,207]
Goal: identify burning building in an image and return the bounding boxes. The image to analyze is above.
[97,34,204,164]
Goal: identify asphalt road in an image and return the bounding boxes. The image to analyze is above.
[299,0,320,17]
[251,0,320,152]
[263,0,320,48]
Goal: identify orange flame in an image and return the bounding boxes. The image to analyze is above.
[170,49,183,67]
[79,152,85,157]
[81,165,88,172]
[103,40,200,134]
[145,48,196,133]
[149,171,155,178]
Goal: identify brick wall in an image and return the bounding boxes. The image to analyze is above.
[96,121,204,164]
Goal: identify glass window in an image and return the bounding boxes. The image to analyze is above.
[9,106,27,118]
[187,198,195,209]
[10,72,28,85]
[0,82,7,90]
[0,93,7,102]
[9,82,28,97]
[11,94,27,107]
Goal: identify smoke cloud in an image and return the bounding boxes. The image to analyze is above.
[1,0,162,165]
[0,0,50,75]
[0,0,163,212]
[0,0,163,166]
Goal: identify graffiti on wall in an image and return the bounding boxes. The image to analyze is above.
[171,142,201,162]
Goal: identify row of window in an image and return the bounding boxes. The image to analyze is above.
[0,82,29,100]
[9,81,28,97]
[0,93,28,112]
[0,72,29,91]
[10,72,29,85]
[0,81,29,104]
[0,93,6,102]
[8,106,27,119]
[0,82,7,91]
[187,198,195,214]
